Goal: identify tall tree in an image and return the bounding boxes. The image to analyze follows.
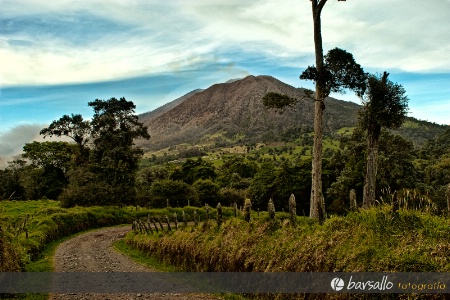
[264,1,363,222]
[360,72,408,207]
[88,97,150,194]
[308,0,360,222]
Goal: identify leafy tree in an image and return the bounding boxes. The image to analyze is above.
[19,165,67,200]
[59,166,113,207]
[327,128,366,210]
[89,97,150,170]
[247,162,277,210]
[272,160,312,214]
[360,72,408,207]
[217,187,246,207]
[419,128,450,159]
[40,114,91,164]
[88,98,150,205]
[22,141,74,171]
[217,156,257,189]
[44,97,150,206]
[193,179,221,207]
[377,133,416,192]
[221,156,258,179]
[170,157,216,184]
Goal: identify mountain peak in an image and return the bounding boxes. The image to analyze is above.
[137,75,360,150]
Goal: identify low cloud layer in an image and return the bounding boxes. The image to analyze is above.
[0,124,44,156]
[0,123,54,168]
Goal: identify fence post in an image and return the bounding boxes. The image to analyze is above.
[173,212,178,230]
[151,218,159,233]
[244,199,252,222]
[217,203,223,227]
[350,189,357,210]
[289,193,296,225]
[157,217,164,232]
[165,215,171,231]
[268,198,275,219]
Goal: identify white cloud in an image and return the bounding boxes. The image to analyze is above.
[0,0,449,87]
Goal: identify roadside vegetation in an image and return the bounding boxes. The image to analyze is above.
[0,199,226,272]
[125,206,449,272]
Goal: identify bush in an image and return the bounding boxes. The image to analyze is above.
[193,179,220,206]
[217,187,246,207]
[59,167,136,207]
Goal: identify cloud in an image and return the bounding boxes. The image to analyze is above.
[0,124,45,157]
[2,0,448,87]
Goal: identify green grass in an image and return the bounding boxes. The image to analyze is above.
[113,238,181,272]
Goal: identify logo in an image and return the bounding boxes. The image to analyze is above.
[331,277,345,291]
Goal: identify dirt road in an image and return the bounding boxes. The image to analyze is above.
[51,226,223,300]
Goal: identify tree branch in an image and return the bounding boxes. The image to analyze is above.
[317,0,328,13]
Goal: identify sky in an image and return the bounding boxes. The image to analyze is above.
[1,0,450,160]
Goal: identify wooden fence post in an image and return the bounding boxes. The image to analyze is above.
[268,198,275,219]
[350,189,357,210]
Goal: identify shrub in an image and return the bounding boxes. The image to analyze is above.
[193,179,220,206]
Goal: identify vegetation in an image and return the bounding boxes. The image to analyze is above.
[125,206,449,273]
[0,199,233,272]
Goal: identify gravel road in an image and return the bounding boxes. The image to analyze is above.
[51,226,223,300]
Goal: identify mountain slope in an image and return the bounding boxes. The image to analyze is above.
[139,89,204,121]
[138,75,361,150]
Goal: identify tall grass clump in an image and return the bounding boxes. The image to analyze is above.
[0,224,24,272]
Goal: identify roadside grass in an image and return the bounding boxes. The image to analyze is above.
[113,238,249,300]
[125,206,449,273]
[113,239,180,272]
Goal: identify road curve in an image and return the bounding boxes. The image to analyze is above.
[51,226,222,300]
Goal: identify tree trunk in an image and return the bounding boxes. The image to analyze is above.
[310,1,326,222]
[363,128,380,208]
